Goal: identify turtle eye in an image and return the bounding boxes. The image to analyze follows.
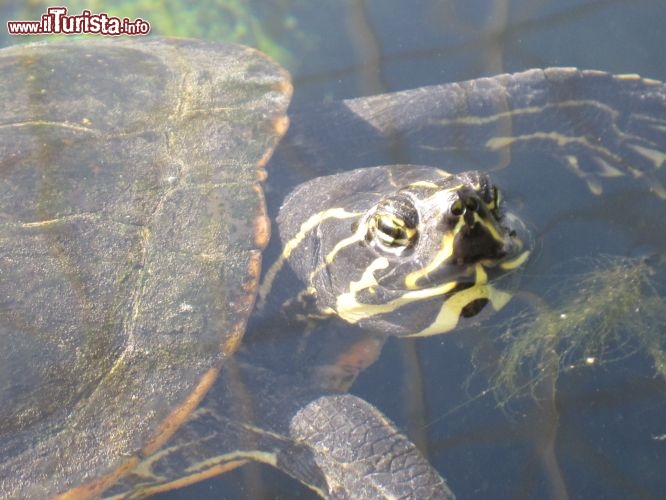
[367,197,419,253]
[374,215,411,246]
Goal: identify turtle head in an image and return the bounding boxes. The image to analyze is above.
[273,165,531,337]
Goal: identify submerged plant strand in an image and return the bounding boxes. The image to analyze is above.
[486,255,666,404]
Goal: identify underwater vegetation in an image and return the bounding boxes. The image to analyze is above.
[477,254,666,405]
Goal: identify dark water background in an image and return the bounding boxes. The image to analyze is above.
[2,1,664,499]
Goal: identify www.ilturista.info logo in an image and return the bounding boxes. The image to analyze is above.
[7,7,151,36]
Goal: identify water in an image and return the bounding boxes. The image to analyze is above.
[2,1,665,499]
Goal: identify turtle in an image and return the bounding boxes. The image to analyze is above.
[0,36,517,499]
[0,37,664,500]
[110,57,666,498]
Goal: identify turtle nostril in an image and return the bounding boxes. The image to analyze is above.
[450,198,465,217]
[465,197,479,212]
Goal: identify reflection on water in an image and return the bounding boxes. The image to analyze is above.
[3,0,664,499]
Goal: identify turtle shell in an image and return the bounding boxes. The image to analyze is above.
[0,38,291,498]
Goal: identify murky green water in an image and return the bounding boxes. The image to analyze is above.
[2,1,664,499]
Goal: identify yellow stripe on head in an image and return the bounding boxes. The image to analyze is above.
[337,263,512,336]
[258,207,359,309]
[499,249,530,271]
[404,224,459,289]
[411,266,513,337]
